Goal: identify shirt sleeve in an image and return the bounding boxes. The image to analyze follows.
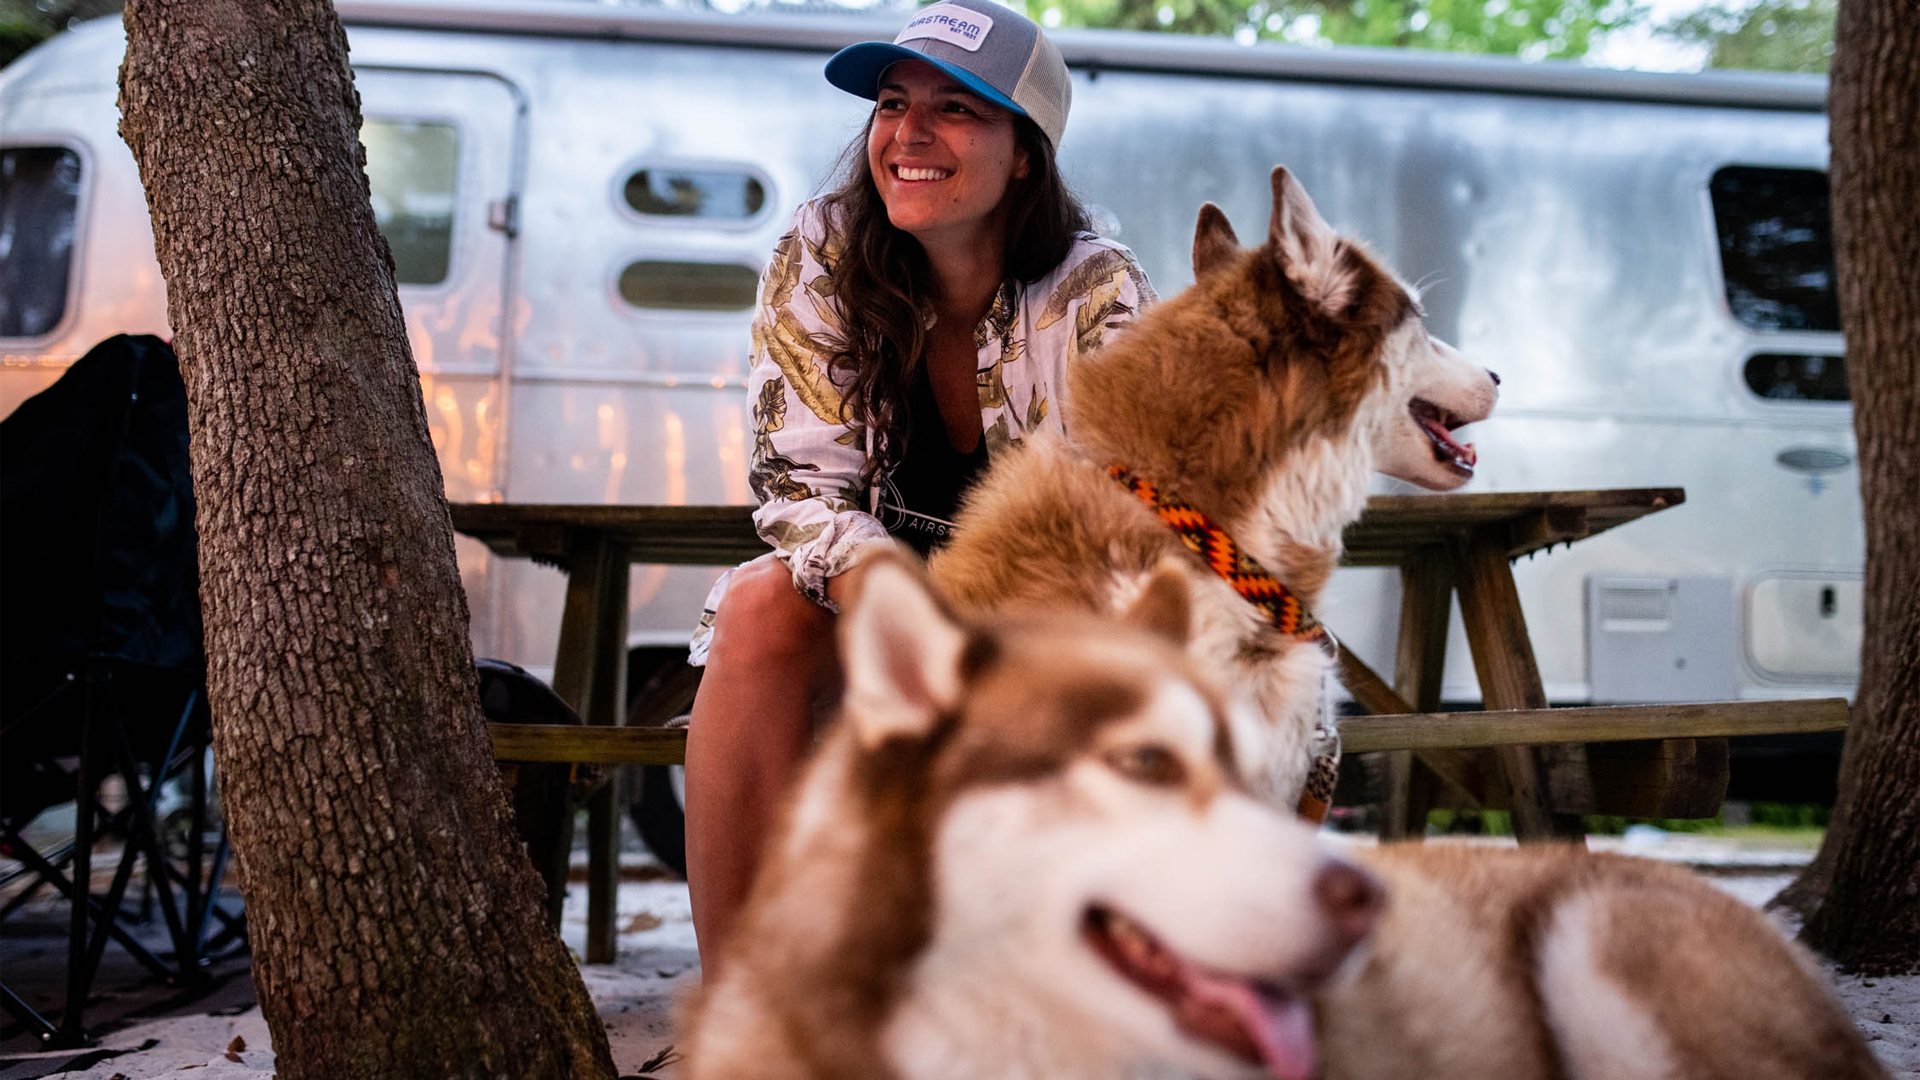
[1071,239,1157,360]
[745,202,895,608]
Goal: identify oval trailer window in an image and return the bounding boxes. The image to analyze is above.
[623,167,766,221]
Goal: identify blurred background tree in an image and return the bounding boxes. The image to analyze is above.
[1037,0,1647,60]
[1660,0,1835,72]
[0,0,1838,73]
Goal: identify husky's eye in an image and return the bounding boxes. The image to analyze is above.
[1105,744,1185,786]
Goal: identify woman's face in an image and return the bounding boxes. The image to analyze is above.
[867,60,1031,250]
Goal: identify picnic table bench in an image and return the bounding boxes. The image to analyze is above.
[450,488,1850,962]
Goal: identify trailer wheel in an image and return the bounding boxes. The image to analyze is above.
[631,764,687,877]
[625,648,702,878]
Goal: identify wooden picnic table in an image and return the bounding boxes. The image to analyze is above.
[450,487,1850,962]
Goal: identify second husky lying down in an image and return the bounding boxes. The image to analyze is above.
[1320,842,1889,1080]
[684,558,1886,1080]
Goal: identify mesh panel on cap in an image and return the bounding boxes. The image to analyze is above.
[1012,33,1070,149]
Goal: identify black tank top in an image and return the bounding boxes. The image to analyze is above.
[874,366,989,556]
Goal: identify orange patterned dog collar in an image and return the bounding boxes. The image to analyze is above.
[1108,464,1329,643]
[1109,464,1341,823]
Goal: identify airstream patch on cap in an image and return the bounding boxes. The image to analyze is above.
[824,0,1070,149]
[896,3,995,52]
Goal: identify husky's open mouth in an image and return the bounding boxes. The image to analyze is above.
[1083,905,1318,1080]
[1410,397,1477,476]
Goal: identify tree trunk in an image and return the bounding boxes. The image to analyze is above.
[1788,0,1920,975]
[116,2,619,1074]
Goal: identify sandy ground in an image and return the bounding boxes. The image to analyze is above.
[2,835,1914,1079]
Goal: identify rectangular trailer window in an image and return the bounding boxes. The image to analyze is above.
[1743,352,1849,402]
[617,259,760,312]
[1709,166,1840,333]
[362,119,458,286]
[0,146,82,339]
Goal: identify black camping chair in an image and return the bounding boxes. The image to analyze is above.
[0,334,244,1048]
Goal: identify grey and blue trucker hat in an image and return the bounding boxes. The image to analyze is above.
[825,0,1071,150]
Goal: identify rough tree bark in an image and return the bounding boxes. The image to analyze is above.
[116,2,619,1074]
[1782,0,1920,975]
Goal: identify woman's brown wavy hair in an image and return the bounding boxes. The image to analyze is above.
[819,111,1091,480]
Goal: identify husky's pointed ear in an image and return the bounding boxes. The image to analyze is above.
[1124,559,1191,646]
[1268,166,1352,314]
[839,554,969,748]
[1192,203,1240,279]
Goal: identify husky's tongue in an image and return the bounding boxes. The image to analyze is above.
[1417,410,1477,468]
[1174,958,1317,1080]
[1420,407,1474,466]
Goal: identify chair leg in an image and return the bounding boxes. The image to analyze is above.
[2,839,174,978]
[98,676,233,982]
[197,831,246,954]
[3,675,242,1047]
[107,727,191,968]
[76,819,159,1003]
[1,983,59,1045]
[53,675,103,1048]
[0,835,69,920]
[184,740,208,969]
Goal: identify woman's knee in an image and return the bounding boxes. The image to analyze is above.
[706,555,834,671]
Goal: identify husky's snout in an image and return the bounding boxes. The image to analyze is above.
[1312,858,1382,953]
[1379,332,1500,490]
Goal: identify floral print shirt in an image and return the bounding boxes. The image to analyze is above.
[689,198,1155,663]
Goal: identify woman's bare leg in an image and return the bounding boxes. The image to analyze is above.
[684,554,837,974]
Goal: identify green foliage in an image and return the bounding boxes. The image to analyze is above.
[1424,807,1514,835]
[1577,801,1830,837]
[0,18,51,68]
[0,0,123,68]
[1660,0,1834,73]
[1024,0,1648,60]
[1429,803,1828,838]
[1743,800,1831,828]
[1013,0,1833,73]
[1582,813,1724,834]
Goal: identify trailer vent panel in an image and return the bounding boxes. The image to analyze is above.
[1598,581,1673,632]
[1587,576,1738,704]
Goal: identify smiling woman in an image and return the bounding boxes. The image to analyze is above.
[866,62,1031,249]
[678,0,1157,975]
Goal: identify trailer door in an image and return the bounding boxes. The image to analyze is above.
[353,68,523,651]
[351,67,522,505]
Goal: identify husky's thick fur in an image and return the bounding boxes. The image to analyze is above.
[1317,842,1889,1080]
[683,557,1885,1080]
[929,166,1500,808]
[683,557,1381,1080]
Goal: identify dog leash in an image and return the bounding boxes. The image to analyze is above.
[1108,463,1342,824]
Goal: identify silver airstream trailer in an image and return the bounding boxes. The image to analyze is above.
[0,1,1855,727]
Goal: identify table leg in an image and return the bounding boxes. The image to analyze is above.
[550,535,631,964]
[1382,548,1452,840]
[1334,649,1483,805]
[1451,528,1585,842]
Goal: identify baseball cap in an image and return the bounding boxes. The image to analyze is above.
[825,0,1072,151]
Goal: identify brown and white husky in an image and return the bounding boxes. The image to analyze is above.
[683,557,1887,1080]
[929,165,1499,812]
[684,556,1381,1080]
